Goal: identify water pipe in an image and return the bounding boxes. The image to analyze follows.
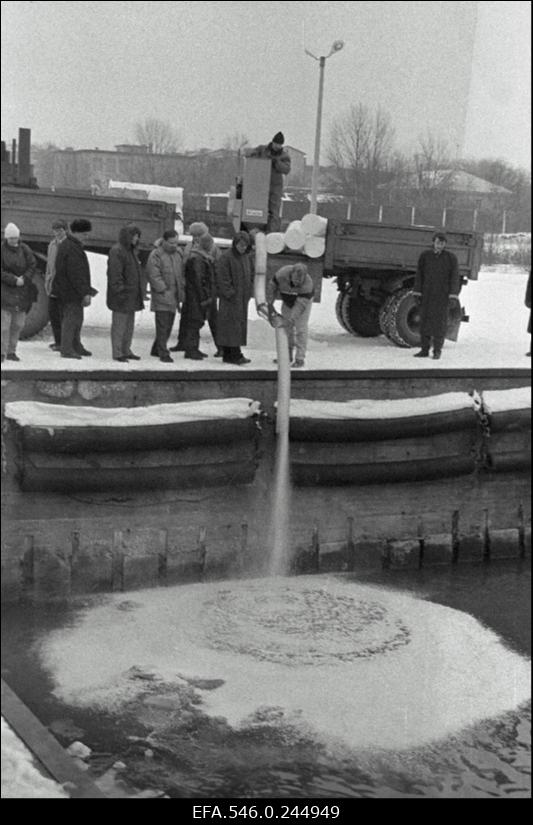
[254,232,291,436]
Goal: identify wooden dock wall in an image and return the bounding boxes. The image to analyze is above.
[1,369,530,602]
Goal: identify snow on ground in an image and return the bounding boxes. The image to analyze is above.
[1,262,531,373]
[289,392,478,419]
[1,717,68,799]
[482,386,532,414]
[4,398,260,428]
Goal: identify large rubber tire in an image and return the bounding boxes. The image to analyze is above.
[379,294,397,336]
[339,293,382,337]
[385,289,421,348]
[335,293,351,333]
[21,270,50,340]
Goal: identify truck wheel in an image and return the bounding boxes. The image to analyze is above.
[335,293,351,333]
[339,294,382,337]
[385,288,421,348]
[379,295,397,336]
[21,271,50,340]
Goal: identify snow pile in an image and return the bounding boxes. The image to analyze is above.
[4,398,260,429]
[482,387,531,414]
[1,718,68,799]
[289,392,477,420]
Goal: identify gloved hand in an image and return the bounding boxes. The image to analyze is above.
[448,295,460,309]
[82,294,92,307]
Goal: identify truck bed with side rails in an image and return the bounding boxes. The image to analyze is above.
[1,185,176,339]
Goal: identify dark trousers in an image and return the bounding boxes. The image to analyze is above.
[421,334,444,354]
[175,301,218,350]
[182,319,204,354]
[222,346,244,363]
[151,311,176,358]
[60,302,84,356]
[49,296,62,346]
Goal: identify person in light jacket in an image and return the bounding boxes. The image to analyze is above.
[268,262,314,367]
[44,218,68,350]
[1,222,37,362]
[147,229,185,363]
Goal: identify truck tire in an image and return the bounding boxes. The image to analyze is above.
[339,294,382,337]
[335,293,351,333]
[379,294,397,336]
[21,270,50,340]
[385,288,421,348]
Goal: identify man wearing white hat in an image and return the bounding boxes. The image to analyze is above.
[1,223,38,363]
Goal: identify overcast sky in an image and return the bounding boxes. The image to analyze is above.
[1,1,530,168]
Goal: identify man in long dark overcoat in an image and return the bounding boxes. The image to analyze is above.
[413,232,461,360]
[525,270,531,357]
[54,218,96,359]
[180,234,217,361]
[215,231,253,365]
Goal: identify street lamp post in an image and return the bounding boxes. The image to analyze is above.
[305,39,344,214]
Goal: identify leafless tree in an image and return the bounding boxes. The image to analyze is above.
[327,104,395,203]
[222,133,250,152]
[134,118,183,154]
[411,132,455,206]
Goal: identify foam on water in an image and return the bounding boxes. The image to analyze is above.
[39,575,530,752]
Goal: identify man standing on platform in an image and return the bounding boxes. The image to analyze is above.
[106,223,144,363]
[413,232,460,360]
[244,132,291,232]
[44,218,68,351]
[54,218,96,360]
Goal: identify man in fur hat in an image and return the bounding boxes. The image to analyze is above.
[54,218,96,359]
[244,132,291,232]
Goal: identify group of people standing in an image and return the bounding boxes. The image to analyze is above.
[23,216,258,366]
[3,218,530,367]
[107,220,256,366]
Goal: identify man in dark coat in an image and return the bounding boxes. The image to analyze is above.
[1,222,37,362]
[413,232,460,360]
[106,224,144,362]
[170,223,221,356]
[54,218,96,360]
[525,270,531,357]
[244,132,291,232]
[215,231,253,365]
[180,234,217,361]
